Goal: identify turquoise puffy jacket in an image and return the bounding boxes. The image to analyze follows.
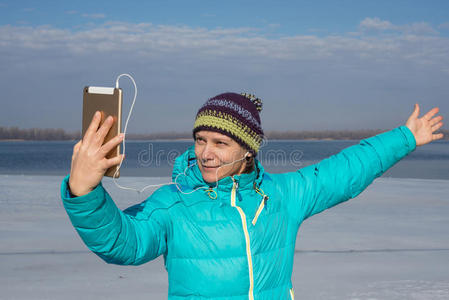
[61,126,416,299]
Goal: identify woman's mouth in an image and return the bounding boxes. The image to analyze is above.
[203,165,219,170]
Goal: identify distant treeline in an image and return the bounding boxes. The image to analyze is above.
[1,126,448,141]
[0,127,81,141]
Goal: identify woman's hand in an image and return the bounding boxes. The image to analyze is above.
[406,103,444,147]
[68,111,125,197]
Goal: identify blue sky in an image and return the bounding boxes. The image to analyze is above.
[3,0,449,36]
[1,0,448,133]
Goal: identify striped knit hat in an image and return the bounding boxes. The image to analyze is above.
[192,92,264,155]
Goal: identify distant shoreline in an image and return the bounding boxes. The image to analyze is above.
[1,126,448,141]
[0,137,369,142]
[0,139,26,142]
[2,137,449,142]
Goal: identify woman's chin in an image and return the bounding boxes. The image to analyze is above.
[202,174,220,183]
[201,169,223,183]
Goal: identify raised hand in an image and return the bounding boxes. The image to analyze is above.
[405,104,444,147]
[68,111,125,197]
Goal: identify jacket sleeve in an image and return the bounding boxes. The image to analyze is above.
[60,175,169,265]
[290,125,416,222]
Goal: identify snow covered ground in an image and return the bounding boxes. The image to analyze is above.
[1,175,448,299]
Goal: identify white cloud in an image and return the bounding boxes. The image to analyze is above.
[359,17,438,36]
[360,17,394,31]
[404,22,439,35]
[0,21,448,69]
[0,21,448,131]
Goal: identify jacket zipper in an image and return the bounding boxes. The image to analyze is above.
[231,177,254,300]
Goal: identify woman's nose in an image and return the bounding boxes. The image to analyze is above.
[201,144,215,161]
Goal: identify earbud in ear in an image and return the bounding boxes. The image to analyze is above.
[244,152,252,161]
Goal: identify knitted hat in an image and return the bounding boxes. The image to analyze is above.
[192,92,264,155]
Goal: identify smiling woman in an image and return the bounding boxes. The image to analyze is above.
[61,91,443,300]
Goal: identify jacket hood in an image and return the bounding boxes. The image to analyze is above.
[172,145,265,193]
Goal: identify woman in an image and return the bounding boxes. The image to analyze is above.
[62,92,443,299]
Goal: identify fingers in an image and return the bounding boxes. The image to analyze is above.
[433,133,444,141]
[100,133,124,156]
[432,121,444,132]
[103,154,125,169]
[429,115,443,126]
[91,115,115,148]
[422,107,439,121]
[411,103,420,118]
[83,111,102,143]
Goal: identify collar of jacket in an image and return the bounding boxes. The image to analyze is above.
[172,145,265,194]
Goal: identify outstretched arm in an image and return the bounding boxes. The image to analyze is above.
[290,104,444,221]
[406,104,444,146]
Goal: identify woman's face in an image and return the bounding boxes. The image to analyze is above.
[194,130,249,183]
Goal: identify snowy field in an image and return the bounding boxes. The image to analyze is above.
[1,174,448,299]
